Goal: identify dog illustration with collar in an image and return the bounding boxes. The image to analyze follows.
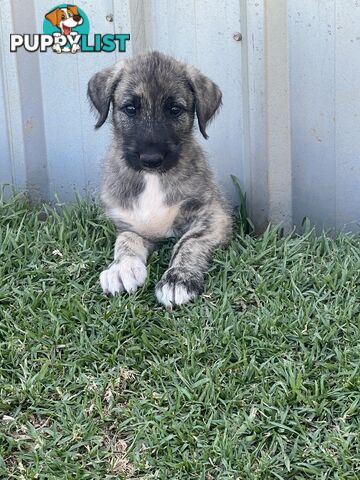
[45,5,83,54]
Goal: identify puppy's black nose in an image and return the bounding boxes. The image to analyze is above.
[73,15,81,22]
[140,153,164,169]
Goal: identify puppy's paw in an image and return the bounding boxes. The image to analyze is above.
[71,44,81,54]
[100,257,147,295]
[100,263,124,295]
[155,268,202,307]
[52,44,62,54]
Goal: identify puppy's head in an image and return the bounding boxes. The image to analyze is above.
[45,5,83,32]
[87,51,222,172]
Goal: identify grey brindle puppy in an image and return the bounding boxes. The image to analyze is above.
[88,51,232,307]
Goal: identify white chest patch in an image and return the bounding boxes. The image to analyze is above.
[107,174,180,238]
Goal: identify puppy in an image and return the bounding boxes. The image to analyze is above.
[45,5,83,53]
[88,51,232,307]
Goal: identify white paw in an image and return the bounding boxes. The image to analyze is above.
[156,282,197,307]
[100,263,123,295]
[155,268,201,307]
[71,44,80,54]
[100,257,147,295]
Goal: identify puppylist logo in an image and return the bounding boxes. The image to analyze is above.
[10,4,130,54]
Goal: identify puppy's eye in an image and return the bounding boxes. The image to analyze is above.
[169,105,183,117]
[123,105,137,116]
[61,14,66,19]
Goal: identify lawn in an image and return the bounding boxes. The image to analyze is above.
[0,192,359,479]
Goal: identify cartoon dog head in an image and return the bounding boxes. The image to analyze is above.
[45,5,83,35]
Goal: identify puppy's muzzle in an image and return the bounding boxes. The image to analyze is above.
[140,152,164,169]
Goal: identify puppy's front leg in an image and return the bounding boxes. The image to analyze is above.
[156,213,230,307]
[100,231,152,295]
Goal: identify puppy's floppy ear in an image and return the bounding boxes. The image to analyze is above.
[187,66,222,139]
[67,5,79,16]
[45,8,60,26]
[87,62,124,129]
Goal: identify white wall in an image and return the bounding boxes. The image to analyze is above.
[289,0,360,232]
[0,0,359,232]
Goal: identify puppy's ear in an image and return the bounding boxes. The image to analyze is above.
[87,62,124,129]
[187,66,222,139]
[45,8,60,26]
[67,5,79,16]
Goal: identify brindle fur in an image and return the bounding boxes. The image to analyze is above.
[88,51,232,307]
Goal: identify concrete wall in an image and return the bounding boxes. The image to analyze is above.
[0,0,359,232]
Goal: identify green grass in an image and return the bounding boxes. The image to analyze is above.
[0,192,359,480]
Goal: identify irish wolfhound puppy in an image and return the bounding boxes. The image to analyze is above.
[88,51,231,307]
